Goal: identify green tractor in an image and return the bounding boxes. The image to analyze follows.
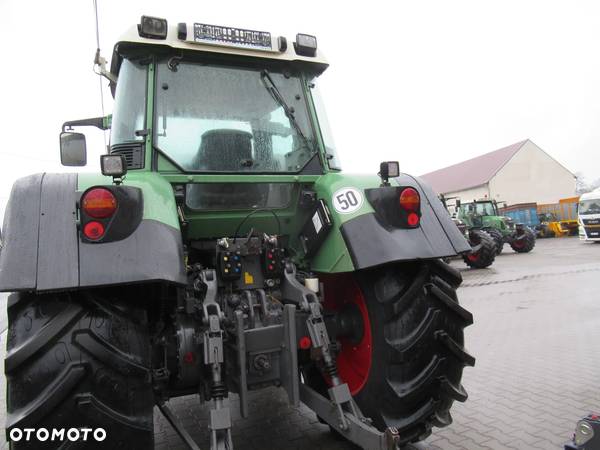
[457,199,536,254]
[0,16,475,450]
[440,196,496,269]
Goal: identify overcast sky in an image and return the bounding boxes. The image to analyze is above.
[1,0,600,223]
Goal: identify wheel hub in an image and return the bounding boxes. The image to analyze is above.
[512,237,525,248]
[336,302,364,345]
[467,252,480,261]
[323,275,372,395]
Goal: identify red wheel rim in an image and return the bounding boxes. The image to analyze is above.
[321,274,372,395]
[467,252,479,261]
[512,239,525,248]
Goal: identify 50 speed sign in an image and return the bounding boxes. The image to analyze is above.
[332,187,363,214]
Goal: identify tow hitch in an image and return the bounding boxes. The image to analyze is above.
[156,264,406,450]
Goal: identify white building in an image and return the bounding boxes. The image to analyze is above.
[420,140,576,210]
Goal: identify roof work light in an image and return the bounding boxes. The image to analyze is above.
[138,16,168,39]
[294,34,317,56]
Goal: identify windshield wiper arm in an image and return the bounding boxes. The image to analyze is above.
[260,70,312,152]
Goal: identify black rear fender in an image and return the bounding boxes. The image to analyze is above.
[340,174,471,270]
[0,173,186,292]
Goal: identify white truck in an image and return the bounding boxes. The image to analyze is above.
[578,188,600,241]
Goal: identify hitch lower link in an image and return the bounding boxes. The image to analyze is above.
[159,266,401,450]
[202,270,233,450]
[303,301,401,450]
[281,262,402,449]
[158,270,233,450]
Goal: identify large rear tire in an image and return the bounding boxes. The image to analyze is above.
[463,230,496,269]
[510,227,536,253]
[321,260,474,445]
[5,291,154,450]
[484,228,504,255]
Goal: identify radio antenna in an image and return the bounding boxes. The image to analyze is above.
[93,0,105,119]
[92,0,116,150]
[92,0,117,86]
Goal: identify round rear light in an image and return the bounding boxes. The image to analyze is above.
[407,212,420,226]
[82,188,117,218]
[399,187,420,211]
[83,221,105,240]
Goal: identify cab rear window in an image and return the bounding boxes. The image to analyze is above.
[186,183,292,210]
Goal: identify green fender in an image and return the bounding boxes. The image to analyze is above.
[308,173,470,273]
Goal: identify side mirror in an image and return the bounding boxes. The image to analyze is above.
[60,132,87,166]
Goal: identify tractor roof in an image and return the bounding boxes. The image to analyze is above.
[110,21,329,78]
[463,199,495,204]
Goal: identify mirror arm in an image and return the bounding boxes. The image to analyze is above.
[94,50,118,84]
[62,117,108,132]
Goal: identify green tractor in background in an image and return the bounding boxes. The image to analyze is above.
[440,195,496,269]
[457,199,536,254]
[0,16,475,450]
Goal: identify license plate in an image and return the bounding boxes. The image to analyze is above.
[193,23,273,51]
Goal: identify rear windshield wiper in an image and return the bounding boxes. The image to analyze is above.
[260,70,313,153]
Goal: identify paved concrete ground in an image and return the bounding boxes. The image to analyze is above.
[1,238,599,449]
[426,238,600,450]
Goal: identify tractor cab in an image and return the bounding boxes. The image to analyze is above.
[59,17,346,252]
[457,199,509,229]
[107,20,334,177]
[459,199,499,218]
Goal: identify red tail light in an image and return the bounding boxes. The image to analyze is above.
[399,188,420,211]
[82,188,117,218]
[83,221,105,240]
[399,188,421,226]
[407,212,420,226]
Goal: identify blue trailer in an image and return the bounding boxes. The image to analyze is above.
[499,203,540,228]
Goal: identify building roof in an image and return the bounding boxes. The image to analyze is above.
[420,140,528,194]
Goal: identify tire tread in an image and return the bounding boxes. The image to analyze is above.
[510,228,536,253]
[352,260,474,445]
[463,230,496,269]
[5,292,154,450]
[387,309,439,361]
[436,330,475,367]
[5,303,84,373]
[77,393,153,431]
[73,328,150,377]
[427,283,473,325]
[6,363,86,429]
